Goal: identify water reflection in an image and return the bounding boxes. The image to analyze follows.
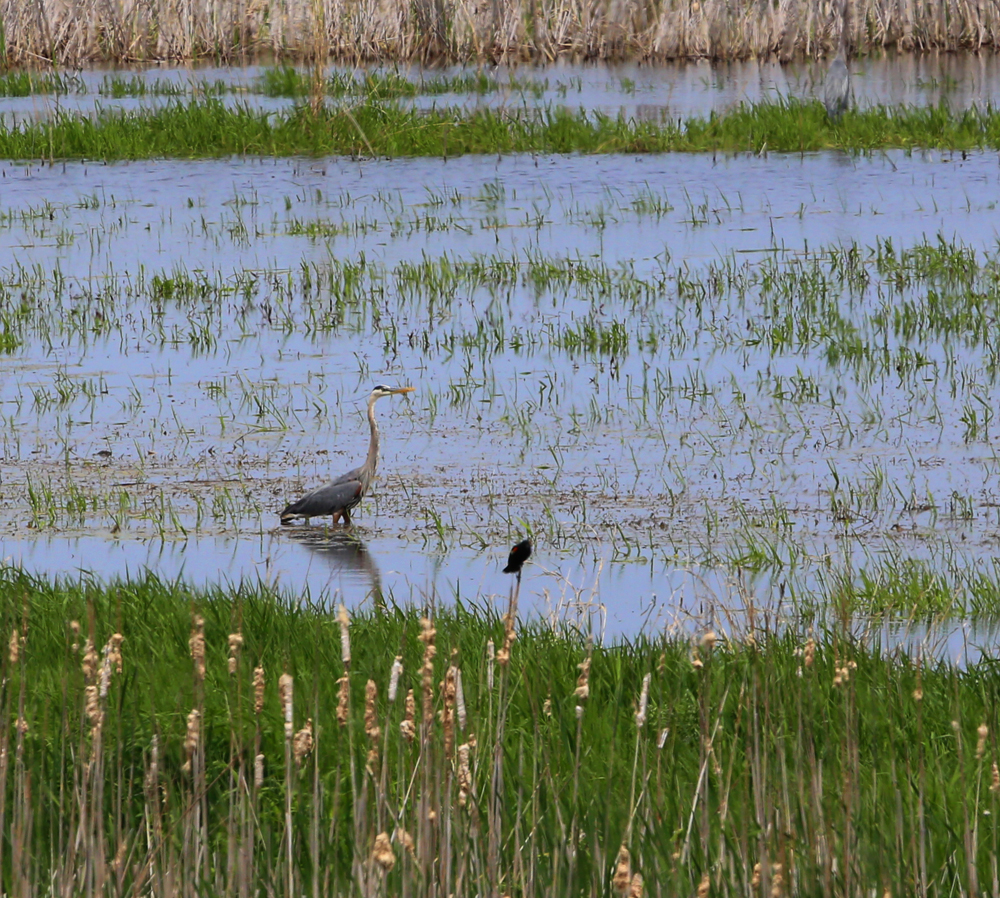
[282,527,383,604]
[6,54,1000,126]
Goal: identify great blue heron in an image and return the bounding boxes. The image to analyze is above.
[503,538,532,580]
[279,384,414,526]
[823,0,852,121]
[824,52,851,121]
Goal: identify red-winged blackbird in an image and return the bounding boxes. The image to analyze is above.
[503,538,532,574]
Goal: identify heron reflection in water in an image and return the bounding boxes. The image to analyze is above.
[284,528,384,606]
[823,0,852,121]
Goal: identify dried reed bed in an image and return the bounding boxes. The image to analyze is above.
[5,0,1000,66]
[1,564,999,896]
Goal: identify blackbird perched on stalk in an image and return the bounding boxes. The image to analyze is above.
[503,538,532,579]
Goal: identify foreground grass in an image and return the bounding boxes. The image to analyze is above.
[3,99,1000,159]
[0,563,998,896]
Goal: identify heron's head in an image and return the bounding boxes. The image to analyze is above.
[370,384,415,402]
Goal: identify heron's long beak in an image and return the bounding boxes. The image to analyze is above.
[392,386,416,394]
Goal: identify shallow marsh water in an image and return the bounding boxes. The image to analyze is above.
[3,71,1000,641]
[2,53,999,123]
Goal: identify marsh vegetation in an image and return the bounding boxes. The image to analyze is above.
[0,55,998,894]
[0,568,998,897]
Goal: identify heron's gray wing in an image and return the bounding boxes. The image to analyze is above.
[823,57,851,118]
[282,480,363,518]
[331,465,365,487]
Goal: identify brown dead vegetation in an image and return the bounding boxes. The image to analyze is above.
[2,0,999,66]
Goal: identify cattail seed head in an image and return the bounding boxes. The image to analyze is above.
[227,631,242,675]
[635,672,651,728]
[574,656,591,700]
[85,684,101,726]
[701,630,717,651]
[400,689,415,742]
[372,832,395,872]
[486,639,495,690]
[691,648,704,670]
[804,636,816,668]
[8,628,19,664]
[365,680,380,740]
[108,633,124,674]
[697,871,710,897]
[278,673,293,733]
[388,656,403,702]
[182,708,200,773]
[628,873,644,898]
[293,718,314,766]
[145,734,159,794]
[977,723,989,759]
[99,651,112,699]
[441,667,457,757]
[771,862,784,898]
[338,604,351,669]
[612,845,631,894]
[189,614,206,683]
[254,753,264,788]
[455,666,466,731]
[82,638,99,682]
[253,666,265,713]
[457,742,472,807]
[418,616,436,645]
[396,828,415,855]
[337,676,350,726]
[991,762,1000,792]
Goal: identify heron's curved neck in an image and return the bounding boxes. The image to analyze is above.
[365,397,381,481]
[839,0,850,54]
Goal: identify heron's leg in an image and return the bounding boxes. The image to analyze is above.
[342,507,352,526]
[331,511,342,525]
[304,516,311,526]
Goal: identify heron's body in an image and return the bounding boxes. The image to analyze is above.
[280,385,414,526]
[823,53,851,121]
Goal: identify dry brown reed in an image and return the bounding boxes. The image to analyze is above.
[0,0,994,66]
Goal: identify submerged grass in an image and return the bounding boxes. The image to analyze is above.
[1,563,999,896]
[5,99,1000,159]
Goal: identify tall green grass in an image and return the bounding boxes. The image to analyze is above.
[3,99,1000,160]
[0,562,998,895]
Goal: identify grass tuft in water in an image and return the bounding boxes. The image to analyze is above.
[6,99,1000,160]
